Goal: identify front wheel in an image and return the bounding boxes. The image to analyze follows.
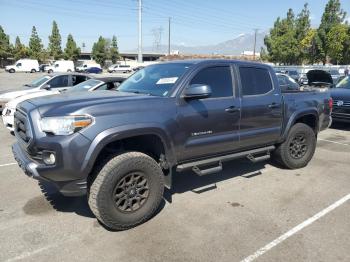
[88,152,164,230]
[30,69,36,73]
[9,69,15,73]
[48,69,53,74]
[272,123,316,169]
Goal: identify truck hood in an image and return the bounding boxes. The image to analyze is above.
[330,88,350,101]
[307,70,333,85]
[26,90,151,116]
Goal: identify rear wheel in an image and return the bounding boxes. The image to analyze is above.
[273,123,316,169]
[48,69,53,74]
[67,69,72,72]
[88,152,164,230]
[30,69,36,73]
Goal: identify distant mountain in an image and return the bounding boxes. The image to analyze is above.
[126,31,267,55]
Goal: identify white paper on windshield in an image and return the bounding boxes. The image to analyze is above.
[156,77,178,85]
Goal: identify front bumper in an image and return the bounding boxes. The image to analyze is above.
[12,142,88,196]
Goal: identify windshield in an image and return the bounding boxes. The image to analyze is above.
[336,76,350,89]
[26,76,51,88]
[117,63,193,96]
[66,79,103,92]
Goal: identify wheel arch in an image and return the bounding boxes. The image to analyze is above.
[282,109,319,141]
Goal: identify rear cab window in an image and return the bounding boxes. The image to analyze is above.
[239,67,273,96]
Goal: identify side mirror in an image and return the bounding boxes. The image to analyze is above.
[42,84,51,90]
[183,84,212,99]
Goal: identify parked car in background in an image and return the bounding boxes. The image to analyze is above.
[84,67,103,74]
[12,60,332,230]
[76,62,101,72]
[46,60,75,73]
[132,66,145,72]
[301,70,333,90]
[327,69,341,84]
[330,76,350,123]
[108,64,132,73]
[276,73,300,91]
[5,59,39,73]
[107,63,120,72]
[39,64,50,72]
[285,70,300,82]
[2,90,60,132]
[0,73,90,113]
[2,76,126,132]
[66,76,126,93]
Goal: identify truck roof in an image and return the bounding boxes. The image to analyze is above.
[159,59,271,68]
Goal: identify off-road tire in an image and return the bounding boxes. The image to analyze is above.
[88,152,164,230]
[273,123,316,169]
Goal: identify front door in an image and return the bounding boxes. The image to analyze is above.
[176,65,241,162]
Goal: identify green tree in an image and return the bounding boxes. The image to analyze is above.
[316,0,347,64]
[342,25,350,64]
[264,9,299,65]
[300,29,318,64]
[92,36,109,66]
[326,24,349,64]
[64,34,81,61]
[28,26,44,61]
[48,20,62,59]
[13,36,28,60]
[109,35,120,64]
[0,26,12,64]
[295,3,311,64]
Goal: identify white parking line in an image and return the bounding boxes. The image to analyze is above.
[0,163,16,167]
[241,193,350,262]
[318,139,350,147]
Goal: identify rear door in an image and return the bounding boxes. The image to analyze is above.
[176,64,241,161]
[238,66,283,149]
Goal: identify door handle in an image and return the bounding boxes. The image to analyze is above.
[268,103,280,109]
[225,106,240,113]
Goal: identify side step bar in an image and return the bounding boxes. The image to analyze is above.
[176,146,275,175]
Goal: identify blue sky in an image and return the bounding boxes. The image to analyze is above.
[0,0,349,52]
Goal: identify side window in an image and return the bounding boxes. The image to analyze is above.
[96,84,108,90]
[73,75,87,85]
[239,67,273,96]
[16,63,22,67]
[48,75,69,88]
[277,76,287,85]
[189,66,233,98]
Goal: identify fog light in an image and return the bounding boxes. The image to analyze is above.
[43,152,56,165]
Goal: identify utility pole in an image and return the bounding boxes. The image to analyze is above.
[253,28,259,60]
[168,17,171,56]
[138,0,143,63]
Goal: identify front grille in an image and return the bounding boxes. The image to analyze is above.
[333,100,350,107]
[14,109,32,144]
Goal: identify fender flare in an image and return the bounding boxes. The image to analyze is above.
[281,108,319,141]
[80,123,176,177]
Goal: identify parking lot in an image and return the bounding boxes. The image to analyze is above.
[0,72,349,262]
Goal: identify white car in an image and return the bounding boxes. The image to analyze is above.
[2,90,60,131]
[108,64,132,73]
[0,74,90,113]
[46,60,75,73]
[5,59,39,73]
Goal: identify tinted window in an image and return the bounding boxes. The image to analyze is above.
[190,66,233,98]
[72,75,88,85]
[239,67,273,96]
[48,75,69,88]
[277,75,287,85]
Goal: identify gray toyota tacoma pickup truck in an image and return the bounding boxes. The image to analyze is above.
[12,60,332,230]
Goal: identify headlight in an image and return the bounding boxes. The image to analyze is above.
[39,115,93,135]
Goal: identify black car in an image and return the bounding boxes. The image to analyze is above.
[330,76,350,123]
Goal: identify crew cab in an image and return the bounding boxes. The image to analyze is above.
[12,60,332,230]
